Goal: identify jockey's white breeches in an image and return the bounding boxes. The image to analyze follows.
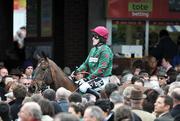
[79,77,110,93]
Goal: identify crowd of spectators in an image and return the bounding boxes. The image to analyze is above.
[0,52,180,121]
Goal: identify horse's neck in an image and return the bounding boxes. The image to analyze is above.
[48,59,76,91]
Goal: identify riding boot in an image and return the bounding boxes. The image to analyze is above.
[86,88,100,100]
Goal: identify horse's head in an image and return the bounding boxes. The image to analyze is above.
[33,57,53,84]
[32,57,77,92]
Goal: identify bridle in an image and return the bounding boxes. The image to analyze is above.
[32,58,52,92]
[34,58,53,79]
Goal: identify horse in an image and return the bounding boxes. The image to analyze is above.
[31,56,121,99]
[31,57,77,92]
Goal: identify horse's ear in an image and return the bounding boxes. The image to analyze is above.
[41,51,48,61]
[36,54,41,60]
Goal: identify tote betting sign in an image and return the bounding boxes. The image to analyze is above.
[107,0,180,20]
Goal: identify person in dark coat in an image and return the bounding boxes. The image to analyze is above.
[149,29,177,62]
[161,56,178,84]
[170,88,180,119]
[114,105,142,121]
[0,102,11,121]
[42,89,63,114]
[56,87,72,112]
[154,95,174,121]
[174,114,180,121]
[95,99,114,121]
[10,84,27,120]
[0,79,7,101]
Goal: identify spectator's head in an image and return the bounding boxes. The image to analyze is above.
[128,89,146,109]
[68,102,85,119]
[122,86,135,106]
[109,75,121,86]
[19,78,32,88]
[131,75,140,84]
[0,67,8,77]
[0,102,11,121]
[134,78,144,87]
[12,83,27,99]
[56,87,72,101]
[114,105,133,121]
[121,73,133,84]
[170,87,180,106]
[31,93,43,102]
[1,75,14,90]
[10,68,22,82]
[157,71,168,86]
[95,99,114,115]
[54,112,79,121]
[159,29,169,38]
[22,60,33,77]
[83,106,104,121]
[82,93,96,103]
[38,98,55,117]
[109,90,124,104]
[139,70,149,81]
[143,88,160,113]
[148,55,158,70]
[150,75,158,82]
[104,83,118,98]
[168,82,180,96]
[132,59,145,75]
[18,102,42,121]
[161,56,172,69]
[128,88,146,100]
[42,88,56,101]
[154,95,173,116]
[22,96,33,105]
[63,66,71,76]
[68,92,82,103]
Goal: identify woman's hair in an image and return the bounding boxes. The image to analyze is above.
[38,98,55,117]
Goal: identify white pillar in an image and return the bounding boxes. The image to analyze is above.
[145,20,149,56]
[106,19,112,45]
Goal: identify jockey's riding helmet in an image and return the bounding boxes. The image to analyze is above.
[91,26,109,41]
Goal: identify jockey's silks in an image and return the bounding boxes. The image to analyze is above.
[77,44,113,80]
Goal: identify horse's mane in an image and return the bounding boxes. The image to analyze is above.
[47,58,76,91]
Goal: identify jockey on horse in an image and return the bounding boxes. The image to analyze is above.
[70,26,113,99]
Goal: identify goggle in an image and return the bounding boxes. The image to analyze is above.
[92,33,100,39]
